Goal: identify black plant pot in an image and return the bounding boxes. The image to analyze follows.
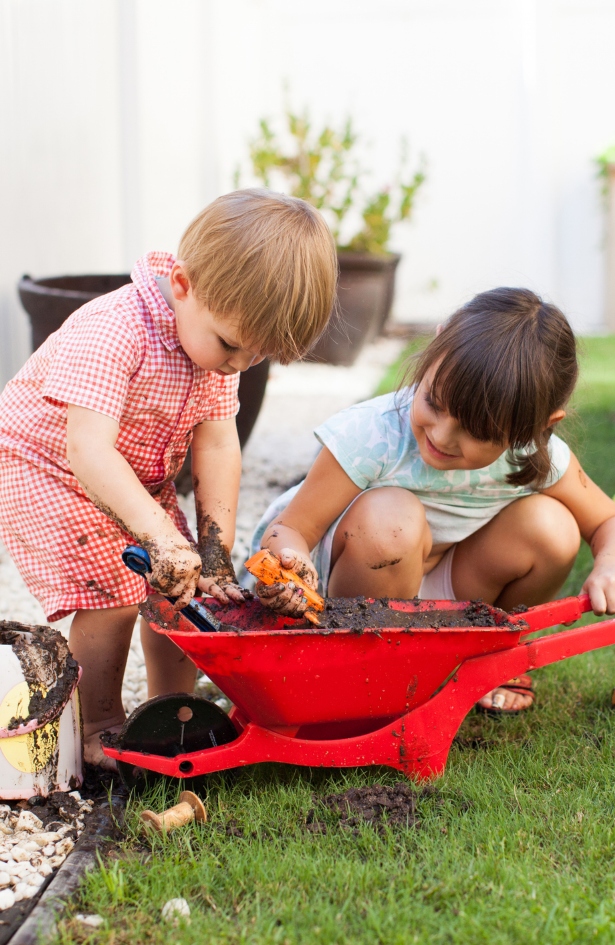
[17,274,270,487]
[308,251,401,367]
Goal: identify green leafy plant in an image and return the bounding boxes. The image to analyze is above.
[595,144,615,199]
[241,108,426,255]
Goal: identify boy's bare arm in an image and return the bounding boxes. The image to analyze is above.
[66,404,201,609]
[191,417,245,604]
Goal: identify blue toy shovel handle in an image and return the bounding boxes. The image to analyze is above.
[121,544,222,633]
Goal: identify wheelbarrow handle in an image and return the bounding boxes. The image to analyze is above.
[520,592,592,633]
[121,545,222,633]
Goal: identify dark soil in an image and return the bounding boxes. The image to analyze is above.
[306,782,437,835]
[0,622,80,730]
[315,597,519,631]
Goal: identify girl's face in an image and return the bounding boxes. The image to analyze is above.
[410,367,506,471]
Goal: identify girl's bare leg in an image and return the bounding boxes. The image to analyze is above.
[140,616,197,699]
[452,494,581,710]
[328,487,432,598]
[69,605,138,768]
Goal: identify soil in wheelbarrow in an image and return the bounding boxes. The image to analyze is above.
[315,597,514,631]
[305,782,439,835]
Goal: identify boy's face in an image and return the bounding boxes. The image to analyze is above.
[168,264,265,374]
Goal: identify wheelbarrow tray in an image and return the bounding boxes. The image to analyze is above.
[105,594,615,781]
[142,598,528,735]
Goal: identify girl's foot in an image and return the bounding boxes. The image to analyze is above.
[83,722,125,771]
[477,675,535,714]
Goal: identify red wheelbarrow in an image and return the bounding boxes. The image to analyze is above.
[102,593,615,789]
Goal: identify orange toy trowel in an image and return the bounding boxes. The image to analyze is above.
[244,549,324,625]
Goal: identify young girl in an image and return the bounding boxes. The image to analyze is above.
[252,287,615,713]
[0,189,337,764]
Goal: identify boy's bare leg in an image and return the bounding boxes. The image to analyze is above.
[328,487,431,598]
[139,616,197,699]
[453,494,581,710]
[69,604,138,768]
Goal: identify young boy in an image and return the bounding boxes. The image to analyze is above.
[0,189,337,766]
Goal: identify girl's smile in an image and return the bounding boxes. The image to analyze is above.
[411,368,506,471]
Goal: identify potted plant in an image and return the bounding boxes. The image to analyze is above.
[242,109,426,365]
[17,274,270,493]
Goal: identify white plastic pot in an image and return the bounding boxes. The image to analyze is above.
[0,622,82,799]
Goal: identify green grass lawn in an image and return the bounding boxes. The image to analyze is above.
[54,338,615,945]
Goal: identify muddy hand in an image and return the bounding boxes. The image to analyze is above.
[277,548,319,590]
[148,541,202,610]
[256,579,309,617]
[198,575,250,605]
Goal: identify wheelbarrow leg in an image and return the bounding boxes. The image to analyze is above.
[395,614,615,780]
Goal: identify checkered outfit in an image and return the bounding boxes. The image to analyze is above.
[0,252,239,621]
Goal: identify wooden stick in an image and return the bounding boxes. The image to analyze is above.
[140,791,207,834]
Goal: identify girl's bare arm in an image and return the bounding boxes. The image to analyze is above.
[258,447,361,613]
[543,450,615,613]
[191,417,245,604]
[66,404,201,609]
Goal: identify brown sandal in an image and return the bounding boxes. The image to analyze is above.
[476,675,535,716]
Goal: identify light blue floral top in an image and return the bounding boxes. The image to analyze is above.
[250,390,571,594]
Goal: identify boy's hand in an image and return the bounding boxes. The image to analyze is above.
[147,541,203,610]
[256,547,319,617]
[581,557,615,615]
[197,574,249,605]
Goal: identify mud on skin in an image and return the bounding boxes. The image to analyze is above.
[196,509,237,586]
[0,622,80,730]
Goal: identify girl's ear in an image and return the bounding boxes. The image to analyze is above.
[547,409,566,428]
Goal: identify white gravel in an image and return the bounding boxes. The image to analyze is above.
[0,337,404,715]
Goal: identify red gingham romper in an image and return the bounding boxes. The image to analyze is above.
[0,252,240,622]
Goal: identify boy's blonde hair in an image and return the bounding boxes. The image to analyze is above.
[178,189,337,364]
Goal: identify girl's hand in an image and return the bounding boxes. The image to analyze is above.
[581,557,615,615]
[255,547,319,617]
[197,574,249,605]
[147,540,203,610]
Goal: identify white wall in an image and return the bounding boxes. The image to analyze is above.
[2,0,614,387]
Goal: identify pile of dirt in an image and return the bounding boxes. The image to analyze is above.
[306,782,437,834]
[316,597,510,631]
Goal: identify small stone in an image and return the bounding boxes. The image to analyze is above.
[26,872,44,887]
[68,791,81,801]
[33,832,61,847]
[12,846,31,862]
[0,824,13,836]
[0,806,12,819]
[13,881,37,901]
[161,897,191,924]
[48,854,66,868]
[22,840,39,852]
[39,861,53,877]
[0,872,10,887]
[55,838,74,857]
[76,914,104,928]
[15,811,43,833]
[42,844,55,856]
[0,888,15,911]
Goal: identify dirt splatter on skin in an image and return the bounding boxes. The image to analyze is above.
[313,597,518,631]
[0,621,79,730]
[196,509,237,586]
[369,558,402,570]
[306,782,438,835]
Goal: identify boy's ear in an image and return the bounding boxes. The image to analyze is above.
[547,409,566,428]
[169,261,191,300]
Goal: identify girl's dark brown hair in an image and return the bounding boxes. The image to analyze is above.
[401,287,578,487]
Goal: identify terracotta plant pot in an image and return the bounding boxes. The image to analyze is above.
[17,273,270,462]
[308,251,401,367]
